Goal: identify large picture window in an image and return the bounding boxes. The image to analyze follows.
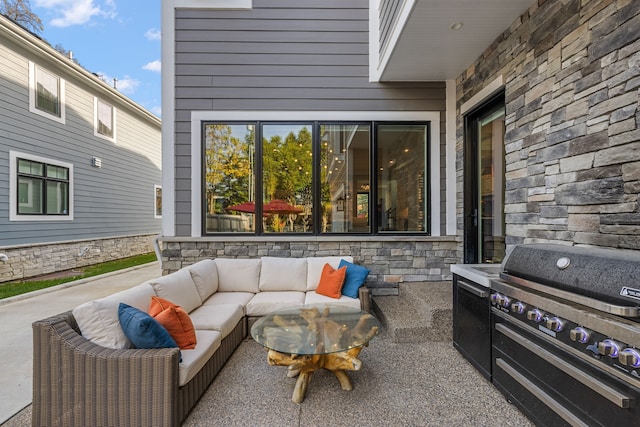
[202,121,428,235]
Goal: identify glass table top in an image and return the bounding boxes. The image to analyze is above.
[251,304,381,355]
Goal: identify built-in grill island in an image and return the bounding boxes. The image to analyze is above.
[490,244,640,426]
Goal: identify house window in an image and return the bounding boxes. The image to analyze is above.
[376,124,429,233]
[12,153,71,218]
[320,124,371,233]
[29,62,66,124]
[95,98,115,139]
[202,121,429,235]
[154,185,162,218]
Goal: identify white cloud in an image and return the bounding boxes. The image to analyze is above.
[35,0,117,27]
[114,76,140,95]
[143,60,161,73]
[145,28,161,41]
[96,72,139,95]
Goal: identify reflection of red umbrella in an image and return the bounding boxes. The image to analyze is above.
[263,199,303,215]
[226,201,256,213]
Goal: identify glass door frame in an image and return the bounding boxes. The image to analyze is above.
[463,91,505,264]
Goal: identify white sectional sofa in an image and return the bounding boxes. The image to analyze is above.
[32,256,371,427]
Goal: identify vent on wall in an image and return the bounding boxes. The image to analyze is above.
[92,157,102,168]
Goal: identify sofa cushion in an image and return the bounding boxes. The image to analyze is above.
[189,303,244,338]
[304,291,362,310]
[245,291,306,317]
[339,259,370,298]
[179,330,221,386]
[306,256,353,291]
[259,257,307,292]
[186,259,219,301]
[215,258,261,293]
[201,292,255,314]
[149,297,197,349]
[149,269,203,313]
[315,264,347,299]
[72,283,157,349]
[118,303,178,350]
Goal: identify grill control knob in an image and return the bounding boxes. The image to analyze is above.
[546,316,565,332]
[496,295,511,308]
[511,302,526,315]
[569,327,591,344]
[598,339,621,358]
[619,348,640,368]
[490,293,500,304]
[527,309,545,323]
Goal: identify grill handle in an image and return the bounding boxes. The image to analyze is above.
[496,358,590,427]
[457,279,489,298]
[496,323,634,409]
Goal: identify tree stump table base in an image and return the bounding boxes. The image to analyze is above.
[252,305,381,404]
[267,346,365,403]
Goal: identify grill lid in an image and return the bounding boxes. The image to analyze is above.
[502,244,640,307]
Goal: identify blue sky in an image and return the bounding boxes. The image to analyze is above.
[31,0,162,117]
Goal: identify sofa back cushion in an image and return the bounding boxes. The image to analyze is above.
[259,257,307,292]
[72,283,157,349]
[215,258,261,293]
[149,269,203,313]
[186,259,219,301]
[306,256,353,291]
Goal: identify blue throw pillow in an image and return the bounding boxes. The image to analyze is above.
[118,303,179,350]
[339,259,370,299]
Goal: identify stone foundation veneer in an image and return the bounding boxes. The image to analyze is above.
[0,234,157,283]
[159,237,459,288]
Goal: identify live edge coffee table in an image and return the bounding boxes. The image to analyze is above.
[251,304,381,403]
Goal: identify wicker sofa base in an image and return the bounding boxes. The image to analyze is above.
[32,312,246,427]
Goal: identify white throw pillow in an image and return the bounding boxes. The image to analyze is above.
[259,257,307,291]
[187,259,219,301]
[215,258,261,293]
[72,283,156,349]
[149,269,203,313]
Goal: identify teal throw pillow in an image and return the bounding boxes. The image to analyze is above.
[118,303,179,350]
[339,259,369,298]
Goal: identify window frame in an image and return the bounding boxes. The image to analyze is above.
[154,185,162,218]
[28,61,66,124]
[94,97,116,141]
[200,120,430,236]
[9,151,74,221]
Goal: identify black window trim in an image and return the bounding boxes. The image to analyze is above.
[201,119,431,236]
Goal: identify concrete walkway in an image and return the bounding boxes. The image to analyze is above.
[0,262,162,425]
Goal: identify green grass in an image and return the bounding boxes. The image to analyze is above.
[0,253,158,300]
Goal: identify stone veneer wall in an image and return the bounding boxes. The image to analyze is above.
[0,234,157,283]
[160,238,458,291]
[457,0,640,250]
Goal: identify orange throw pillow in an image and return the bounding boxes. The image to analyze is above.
[315,263,347,299]
[148,296,197,349]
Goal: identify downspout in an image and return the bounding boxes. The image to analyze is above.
[153,234,163,263]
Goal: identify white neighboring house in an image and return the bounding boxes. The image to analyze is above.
[0,14,162,281]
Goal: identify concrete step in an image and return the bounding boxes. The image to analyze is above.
[372,281,452,343]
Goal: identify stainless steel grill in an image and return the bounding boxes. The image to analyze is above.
[489,244,640,426]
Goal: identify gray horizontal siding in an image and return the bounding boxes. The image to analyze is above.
[0,32,161,247]
[173,0,446,237]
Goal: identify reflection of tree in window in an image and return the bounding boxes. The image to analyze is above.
[262,126,312,232]
[263,127,312,201]
[204,124,253,215]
